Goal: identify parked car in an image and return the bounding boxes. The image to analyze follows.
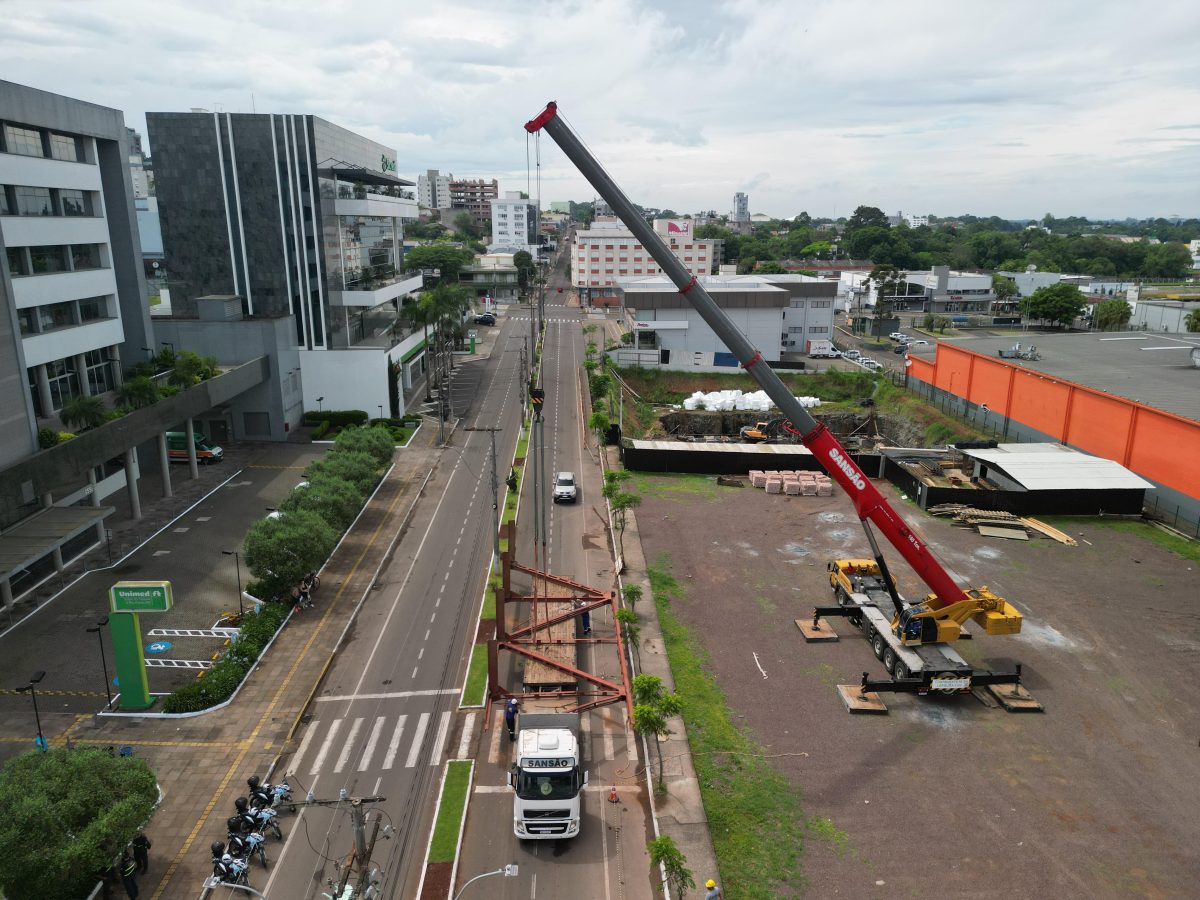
[842,349,861,360]
[888,332,906,341]
[893,344,909,354]
[906,339,930,347]
[474,312,496,325]
[553,472,578,503]
[861,358,881,370]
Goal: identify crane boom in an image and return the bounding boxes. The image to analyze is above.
[526,101,995,615]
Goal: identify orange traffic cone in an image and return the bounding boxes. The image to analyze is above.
[608,784,619,803]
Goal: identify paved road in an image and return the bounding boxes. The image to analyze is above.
[260,316,529,899]
[454,251,654,900]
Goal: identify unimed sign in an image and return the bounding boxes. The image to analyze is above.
[109,581,173,613]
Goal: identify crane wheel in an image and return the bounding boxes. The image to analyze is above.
[871,631,886,661]
[883,647,897,672]
[893,659,910,680]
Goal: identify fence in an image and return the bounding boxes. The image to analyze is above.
[889,371,1200,539]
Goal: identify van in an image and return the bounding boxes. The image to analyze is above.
[165,431,223,464]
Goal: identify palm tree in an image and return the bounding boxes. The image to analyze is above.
[1185,308,1200,333]
[401,294,437,400]
[428,284,471,371]
[59,394,107,431]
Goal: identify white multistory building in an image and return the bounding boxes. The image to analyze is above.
[418,168,451,210]
[732,192,749,223]
[489,191,537,254]
[572,217,721,301]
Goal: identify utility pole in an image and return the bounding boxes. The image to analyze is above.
[285,794,386,899]
[465,426,502,570]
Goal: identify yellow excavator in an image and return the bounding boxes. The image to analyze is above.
[740,417,789,443]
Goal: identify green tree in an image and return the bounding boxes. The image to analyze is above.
[631,673,683,789]
[866,264,904,333]
[615,607,641,666]
[115,376,160,409]
[306,449,382,495]
[0,747,158,900]
[845,205,889,233]
[1185,308,1200,332]
[403,244,473,283]
[1092,298,1132,331]
[280,473,364,530]
[622,583,643,608]
[1021,282,1086,327]
[992,273,1018,304]
[799,240,833,259]
[452,211,480,240]
[588,411,610,446]
[1140,242,1194,278]
[59,394,106,431]
[602,470,640,558]
[170,350,218,386]
[334,424,396,467]
[513,250,536,290]
[244,507,340,599]
[648,835,695,899]
[754,261,787,274]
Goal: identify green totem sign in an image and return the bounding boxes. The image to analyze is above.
[109,581,173,710]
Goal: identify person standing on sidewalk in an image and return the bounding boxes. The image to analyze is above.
[131,832,151,874]
[705,878,723,899]
[119,853,139,899]
[504,698,519,741]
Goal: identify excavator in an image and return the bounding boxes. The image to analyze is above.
[739,417,790,443]
[525,102,1024,695]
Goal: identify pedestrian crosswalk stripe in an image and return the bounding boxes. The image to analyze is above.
[382,715,407,770]
[429,711,452,766]
[602,713,615,761]
[456,712,476,760]
[405,712,431,768]
[358,716,386,772]
[292,719,319,774]
[334,717,364,773]
[311,718,342,775]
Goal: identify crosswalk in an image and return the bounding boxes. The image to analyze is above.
[291,710,453,775]
[507,316,578,324]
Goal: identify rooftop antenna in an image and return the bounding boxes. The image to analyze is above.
[251,93,256,114]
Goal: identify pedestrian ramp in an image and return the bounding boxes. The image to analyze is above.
[482,704,639,767]
[288,710,454,776]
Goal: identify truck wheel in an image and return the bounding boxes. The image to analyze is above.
[871,631,886,661]
[893,659,910,680]
[883,647,896,672]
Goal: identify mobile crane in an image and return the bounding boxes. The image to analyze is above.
[525,102,1025,696]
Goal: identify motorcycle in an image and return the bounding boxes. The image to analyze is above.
[233,796,283,840]
[226,828,269,868]
[247,774,293,811]
[210,843,249,886]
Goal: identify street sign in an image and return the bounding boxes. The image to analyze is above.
[110,581,173,613]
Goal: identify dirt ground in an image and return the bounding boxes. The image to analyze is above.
[634,474,1200,899]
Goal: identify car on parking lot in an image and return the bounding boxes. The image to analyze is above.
[905,339,930,347]
[474,312,496,325]
[861,358,882,370]
[553,472,577,503]
[842,349,861,360]
[893,344,909,354]
[889,332,907,341]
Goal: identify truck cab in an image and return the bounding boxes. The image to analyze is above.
[509,712,586,839]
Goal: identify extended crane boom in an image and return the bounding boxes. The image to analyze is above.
[526,101,1017,633]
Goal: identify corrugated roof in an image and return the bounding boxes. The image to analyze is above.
[628,440,812,455]
[958,443,1154,491]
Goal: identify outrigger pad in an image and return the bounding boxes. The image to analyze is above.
[795,618,839,642]
[988,683,1044,712]
[837,684,888,714]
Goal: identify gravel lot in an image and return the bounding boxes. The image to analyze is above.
[634,473,1200,899]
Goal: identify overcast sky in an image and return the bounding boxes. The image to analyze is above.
[4,0,1199,220]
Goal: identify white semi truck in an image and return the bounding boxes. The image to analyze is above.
[508,712,587,839]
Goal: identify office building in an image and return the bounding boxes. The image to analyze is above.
[0,80,159,607]
[147,110,427,417]
[489,191,537,254]
[572,217,720,302]
[418,168,451,210]
[449,177,498,228]
[732,192,749,223]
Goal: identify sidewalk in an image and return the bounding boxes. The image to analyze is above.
[38,429,443,899]
[604,454,721,897]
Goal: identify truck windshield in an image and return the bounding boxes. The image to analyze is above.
[515,768,578,800]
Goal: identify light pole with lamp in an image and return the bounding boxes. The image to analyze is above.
[454,864,518,899]
[85,619,113,710]
[15,671,47,751]
[378,404,384,421]
[316,396,324,413]
[221,550,244,618]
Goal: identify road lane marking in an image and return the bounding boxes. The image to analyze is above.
[310,718,343,775]
[358,716,386,772]
[291,719,319,772]
[382,715,408,770]
[429,710,451,766]
[373,776,382,795]
[334,717,364,773]
[411,666,419,679]
[418,647,425,660]
[315,688,458,703]
[405,712,431,767]
[457,712,476,759]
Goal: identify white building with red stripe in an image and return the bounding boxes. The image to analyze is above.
[572,217,720,302]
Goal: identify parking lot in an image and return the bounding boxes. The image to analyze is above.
[633,472,1200,898]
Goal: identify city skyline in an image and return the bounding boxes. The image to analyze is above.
[3,0,1198,219]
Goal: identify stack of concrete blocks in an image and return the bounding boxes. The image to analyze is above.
[748,469,835,497]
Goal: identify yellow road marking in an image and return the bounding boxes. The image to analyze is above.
[150,467,417,898]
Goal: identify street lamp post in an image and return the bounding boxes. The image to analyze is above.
[378,404,384,421]
[221,550,244,617]
[16,671,47,751]
[316,396,324,413]
[454,864,518,899]
[86,619,113,710]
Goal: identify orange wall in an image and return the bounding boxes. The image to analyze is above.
[910,345,1200,501]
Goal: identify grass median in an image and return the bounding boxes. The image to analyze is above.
[461,644,488,707]
[429,760,473,864]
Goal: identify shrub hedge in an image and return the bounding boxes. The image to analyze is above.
[304,409,369,427]
[312,420,331,439]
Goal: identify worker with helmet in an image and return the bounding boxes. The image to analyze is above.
[705,878,722,898]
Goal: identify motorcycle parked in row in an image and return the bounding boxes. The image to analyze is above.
[210,842,249,886]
